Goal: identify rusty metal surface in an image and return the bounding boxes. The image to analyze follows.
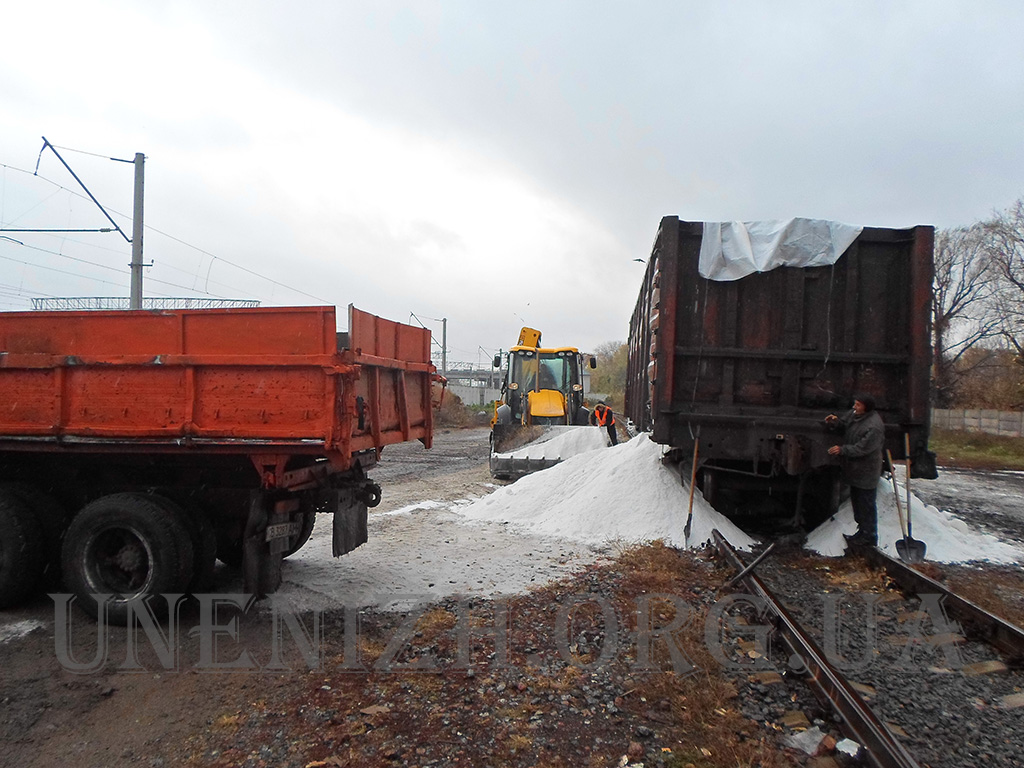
[0,305,434,474]
[714,531,923,768]
[626,217,935,473]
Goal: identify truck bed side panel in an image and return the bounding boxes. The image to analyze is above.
[0,305,434,464]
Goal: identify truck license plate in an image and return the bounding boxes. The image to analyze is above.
[265,522,302,542]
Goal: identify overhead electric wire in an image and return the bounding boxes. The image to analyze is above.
[45,142,133,163]
[142,224,332,304]
[1,228,116,233]
[7,239,136,276]
[0,240,232,298]
[2,230,254,302]
[11,230,262,299]
[0,251,128,289]
[2,158,333,305]
[0,282,52,298]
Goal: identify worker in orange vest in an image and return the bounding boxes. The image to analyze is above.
[589,401,618,445]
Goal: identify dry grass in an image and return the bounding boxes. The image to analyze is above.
[930,428,1024,470]
[188,543,795,768]
[942,565,1024,629]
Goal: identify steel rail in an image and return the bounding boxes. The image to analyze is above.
[713,531,922,768]
[860,546,1024,661]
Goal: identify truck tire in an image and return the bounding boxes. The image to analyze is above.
[0,483,69,588]
[61,493,195,624]
[0,490,46,609]
[283,510,316,559]
[146,493,217,592]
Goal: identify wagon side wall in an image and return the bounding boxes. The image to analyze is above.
[626,218,934,468]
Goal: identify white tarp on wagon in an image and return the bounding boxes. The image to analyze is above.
[699,218,863,281]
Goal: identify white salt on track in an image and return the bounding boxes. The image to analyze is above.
[806,474,1024,564]
[458,433,756,550]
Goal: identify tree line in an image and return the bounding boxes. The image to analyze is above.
[933,197,1024,409]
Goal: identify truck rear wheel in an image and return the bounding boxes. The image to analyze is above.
[145,493,217,592]
[0,489,46,609]
[61,493,195,624]
[282,509,316,559]
[0,482,69,587]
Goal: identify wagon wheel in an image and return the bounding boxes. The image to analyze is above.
[700,466,720,510]
[0,489,46,609]
[61,493,194,624]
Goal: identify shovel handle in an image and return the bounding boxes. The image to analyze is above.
[904,434,913,538]
[684,438,699,542]
[887,449,908,537]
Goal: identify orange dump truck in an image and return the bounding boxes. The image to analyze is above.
[0,304,436,621]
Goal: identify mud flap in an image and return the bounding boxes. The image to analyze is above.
[242,491,286,598]
[910,449,938,480]
[331,490,368,557]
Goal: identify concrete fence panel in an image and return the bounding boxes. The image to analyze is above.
[933,408,1024,438]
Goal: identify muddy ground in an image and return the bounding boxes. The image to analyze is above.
[1,428,1023,768]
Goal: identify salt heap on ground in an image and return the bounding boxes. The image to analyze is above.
[458,433,755,550]
[806,476,1023,564]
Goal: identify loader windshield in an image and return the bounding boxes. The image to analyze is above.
[511,350,579,393]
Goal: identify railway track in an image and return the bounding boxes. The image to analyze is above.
[713,531,1024,768]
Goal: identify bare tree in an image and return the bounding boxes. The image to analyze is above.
[951,347,1024,409]
[987,198,1024,358]
[931,223,999,406]
[588,340,628,405]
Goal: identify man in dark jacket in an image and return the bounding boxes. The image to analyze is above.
[825,393,885,547]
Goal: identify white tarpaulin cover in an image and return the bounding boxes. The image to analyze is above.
[698,218,864,281]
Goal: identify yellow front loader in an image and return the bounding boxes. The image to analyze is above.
[489,327,596,479]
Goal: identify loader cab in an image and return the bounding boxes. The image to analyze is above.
[497,346,593,426]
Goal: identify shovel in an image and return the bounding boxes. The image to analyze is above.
[897,434,926,563]
[886,448,925,564]
[683,438,699,547]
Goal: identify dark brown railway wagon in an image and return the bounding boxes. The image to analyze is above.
[626,216,935,524]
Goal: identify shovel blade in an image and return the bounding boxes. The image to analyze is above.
[896,537,927,564]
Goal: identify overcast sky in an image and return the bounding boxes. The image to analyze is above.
[1,1,1022,366]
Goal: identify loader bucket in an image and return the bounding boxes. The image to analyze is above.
[488,424,594,480]
[489,453,564,480]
